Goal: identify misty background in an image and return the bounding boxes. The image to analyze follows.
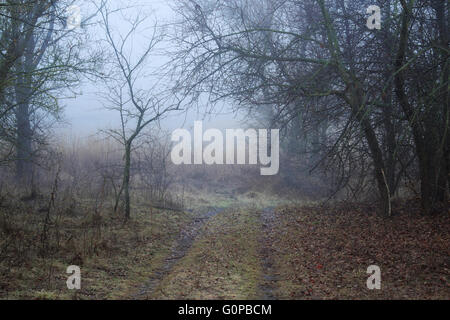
[61,0,243,138]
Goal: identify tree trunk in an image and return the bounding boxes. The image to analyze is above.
[123,143,132,221]
[435,0,450,204]
[14,62,33,186]
[347,82,391,216]
[395,1,449,214]
[381,0,398,196]
[15,99,33,183]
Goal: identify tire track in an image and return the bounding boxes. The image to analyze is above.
[133,207,225,299]
[259,207,279,300]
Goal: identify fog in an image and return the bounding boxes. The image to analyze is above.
[60,0,244,138]
[0,0,448,302]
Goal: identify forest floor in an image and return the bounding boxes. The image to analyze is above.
[0,189,449,299]
[128,196,449,300]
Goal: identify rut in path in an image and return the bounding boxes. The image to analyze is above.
[133,207,224,299]
[259,207,279,300]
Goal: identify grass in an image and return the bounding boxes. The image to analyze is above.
[0,203,196,300]
[0,186,289,300]
[4,184,443,301]
[183,186,300,211]
[152,208,263,299]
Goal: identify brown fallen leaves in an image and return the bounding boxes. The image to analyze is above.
[268,199,450,299]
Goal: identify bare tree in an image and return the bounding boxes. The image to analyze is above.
[0,1,104,187]
[98,2,180,220]
[172,0,448,214]
[394,0,449,213]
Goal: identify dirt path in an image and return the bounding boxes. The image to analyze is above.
[129,198,449,300]
[258,207,279,300]
[133,205,281,300]
[133,207,224,299]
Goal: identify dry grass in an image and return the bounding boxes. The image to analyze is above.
[0,197,196,300]
[152,209,263,300]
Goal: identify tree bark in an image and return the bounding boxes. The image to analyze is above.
[123,143,132,221]
[347,82,391,216]
[395,0,449,214]
[14,57,34,185]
